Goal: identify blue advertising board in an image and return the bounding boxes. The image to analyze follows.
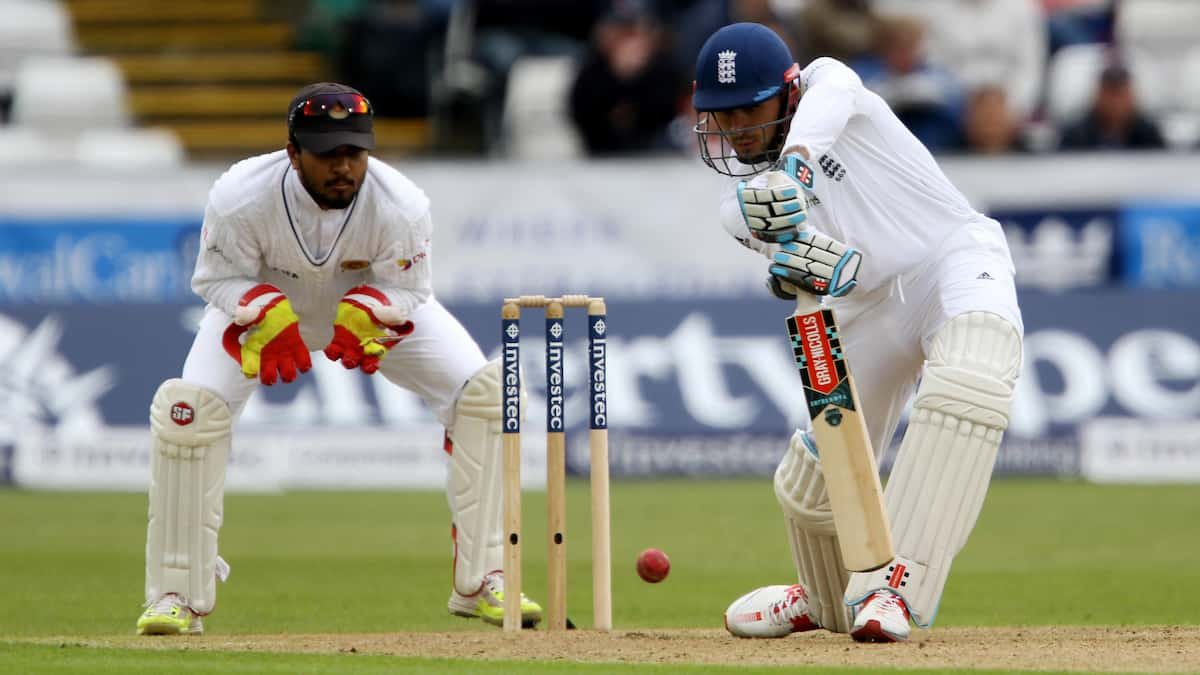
[2,289,1197,481]
[1119,202,1200,288]
[990,208,1117,290]
[0,217,200,303]
[0,206,1142,308]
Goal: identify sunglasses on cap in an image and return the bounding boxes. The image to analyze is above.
[290,93,372,122]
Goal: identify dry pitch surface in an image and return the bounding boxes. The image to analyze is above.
[44,626,1200,672]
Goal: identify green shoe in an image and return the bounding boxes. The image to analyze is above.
[137,593,203,635]
[448,571,543,627]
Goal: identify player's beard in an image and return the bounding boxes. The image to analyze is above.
[732,124,781,167]
[297,163,359,210]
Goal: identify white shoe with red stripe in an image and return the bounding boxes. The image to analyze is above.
[723,584,820,638]
[850,590,911,643]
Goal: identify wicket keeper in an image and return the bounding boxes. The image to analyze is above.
[136,83,542,635]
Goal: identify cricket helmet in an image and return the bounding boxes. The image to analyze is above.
[693,23,802,176]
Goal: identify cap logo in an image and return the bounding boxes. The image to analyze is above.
[718,50,737,84]
[328,102,350,120]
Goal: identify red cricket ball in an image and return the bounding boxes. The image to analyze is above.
[636,548,670,583]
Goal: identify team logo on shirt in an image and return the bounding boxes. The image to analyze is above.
[340,259,370,271]
[818,154,846,182]
[717,50,737,84]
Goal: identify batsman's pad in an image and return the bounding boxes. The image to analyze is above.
[844,312,1021,627]
[774,430,853,633]
[447,358,524,595]
[146,379,233,615]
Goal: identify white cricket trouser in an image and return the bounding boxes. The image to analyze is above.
[812,219,1024,457]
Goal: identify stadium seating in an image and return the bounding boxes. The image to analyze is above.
[0,0,75,95]
[1179,48,1200,116]
[499,56,583,160]
[75,127,186,170]
[10,55,130,131]
[1116,0,1200,147]
[56,0,429,158]
[1044,43,1106,126]
[1115,0,1200,59]
[0,126,74,166]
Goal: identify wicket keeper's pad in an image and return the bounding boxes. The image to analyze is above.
[775,430,853,633]
[448,358,523,595]
[844,312,1021,627]
[146,379,232,615]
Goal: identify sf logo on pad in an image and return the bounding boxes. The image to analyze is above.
[170,402,195,426]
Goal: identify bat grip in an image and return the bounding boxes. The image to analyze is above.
[793,292,823,314]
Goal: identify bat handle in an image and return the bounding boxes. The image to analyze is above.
[793,292,823,314]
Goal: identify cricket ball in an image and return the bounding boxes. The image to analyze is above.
[636,548,670,583]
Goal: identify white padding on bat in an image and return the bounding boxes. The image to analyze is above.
[146,379,232,615]
[844,312,1021,627]
[448,358,524,595]
[775,430,853,632]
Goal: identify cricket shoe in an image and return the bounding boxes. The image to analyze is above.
[850,590,911,643]
[136,593,204,635]
[723,584,819,638]
[447,570,543,628]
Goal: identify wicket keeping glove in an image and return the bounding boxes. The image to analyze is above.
[737,155,816,243]
[222,284,312,385]
[769,230,863,297]
[323,285,415,374]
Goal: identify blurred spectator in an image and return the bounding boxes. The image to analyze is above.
[672,0,793,81]
[295,0,371,59]
[470,0,608,148]
[957,84,1032,154]
[426,0,608,153]
[876,0,1046,121]
[336,2,436,117]
[1040,0,1114,53]
[1059,62,1165,151]
[791,0,879,65]
[855,15,965,152]
[569,1,685,155]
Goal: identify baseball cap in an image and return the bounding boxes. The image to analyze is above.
[287,82,375,153]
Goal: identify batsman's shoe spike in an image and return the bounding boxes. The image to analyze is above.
[448,570,543,628]
[723,584,819,638]
[851,590,911,643]
[137,593,203,635]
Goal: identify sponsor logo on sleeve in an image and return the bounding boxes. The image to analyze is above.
[397,251,427,271]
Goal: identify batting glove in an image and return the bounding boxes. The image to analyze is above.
[766,275,800,301]
[769,230,863,297]
[323,285,414,374]
[736,155,816,244]
[222,284,312,385]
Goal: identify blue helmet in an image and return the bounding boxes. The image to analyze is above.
[693,23,801,176]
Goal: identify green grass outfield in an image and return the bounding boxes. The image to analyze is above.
[1,479,1197,672]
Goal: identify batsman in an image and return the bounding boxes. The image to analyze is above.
[135,82,541,635]
[693,24,1023,642]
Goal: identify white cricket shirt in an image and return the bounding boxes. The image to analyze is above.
[192,150,433,329]
[720,57,1011,294]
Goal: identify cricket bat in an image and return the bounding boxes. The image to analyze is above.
[785,292,894,572]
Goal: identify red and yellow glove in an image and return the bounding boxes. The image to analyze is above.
[324,285,415,374]
[222,284,312,385]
